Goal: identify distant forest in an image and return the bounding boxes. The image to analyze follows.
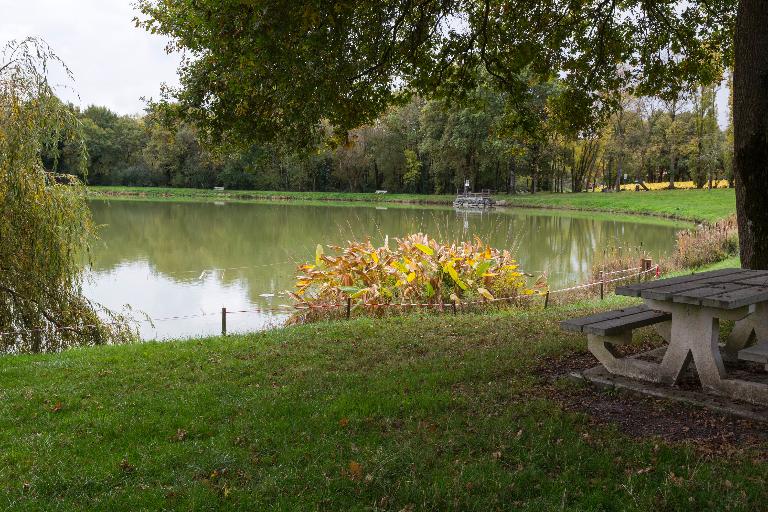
[49,81,732,194]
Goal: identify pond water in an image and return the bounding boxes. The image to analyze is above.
[84,199,684,339]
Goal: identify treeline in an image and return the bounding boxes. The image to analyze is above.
[50,83,731,193]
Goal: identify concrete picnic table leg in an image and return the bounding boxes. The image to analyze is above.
[587,332,663,383]
[654,320,671,343]
[656,304,720,386]
[649,300,768,406]
[725,303,768,356]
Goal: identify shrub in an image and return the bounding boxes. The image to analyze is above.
[113,165,165,187]
[617,180,730,191]
[290,234,540,322]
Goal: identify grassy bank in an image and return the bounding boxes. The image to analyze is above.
[1,296,764,511]
[88,185,458,206]
[500,188,734,224]
[88,186,736,223]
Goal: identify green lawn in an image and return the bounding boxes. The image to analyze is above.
[88,186,458,206]
[88,186,736,223]
[499,189,735,223]
[1,297,764,510]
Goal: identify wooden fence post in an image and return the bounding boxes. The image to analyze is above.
[346,298,351,319]
[221,307,227,336]
[452,301,457,315]
[640,258,652,281]
[544,290,550,309]
[599,271,604,300]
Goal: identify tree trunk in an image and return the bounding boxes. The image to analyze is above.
[667,97,678,189]
[734,0,768,269]
[508,157,517,193]
[614,158,623,191]
[530,143,540,194]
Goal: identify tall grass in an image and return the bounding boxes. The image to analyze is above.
[672,215,739,269]
[582,215,739,296]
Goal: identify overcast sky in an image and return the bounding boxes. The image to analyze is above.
[0,0,181,115]
[2,1,729,126]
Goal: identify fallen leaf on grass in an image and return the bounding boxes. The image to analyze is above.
[667,472,684,486]
[348,461,363,480]
[51,401,63,413]
[119,459,135,473]
[171,428,188,442]
[339,417,349,427]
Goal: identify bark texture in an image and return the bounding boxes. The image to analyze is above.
[734,0,768,269]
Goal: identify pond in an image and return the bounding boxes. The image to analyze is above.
[84,199,685,339]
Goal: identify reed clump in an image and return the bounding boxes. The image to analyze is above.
[673,216,738,269]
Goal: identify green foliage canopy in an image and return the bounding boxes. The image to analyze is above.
[135,0,735,146]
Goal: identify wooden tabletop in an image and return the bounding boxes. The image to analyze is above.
[616,268,768,310]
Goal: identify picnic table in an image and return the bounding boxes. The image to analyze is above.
[562,268,768,406]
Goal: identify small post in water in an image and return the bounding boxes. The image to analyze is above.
[599,271,604,300]
[221,307,227,336]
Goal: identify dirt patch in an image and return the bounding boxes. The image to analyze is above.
[536,350,599,380]
[536,350,768,453]
[556,384,768,451]
[536,339,662,380]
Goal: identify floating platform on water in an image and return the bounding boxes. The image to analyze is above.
[453,191,495,209]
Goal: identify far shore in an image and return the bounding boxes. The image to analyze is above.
[88,185,736,224]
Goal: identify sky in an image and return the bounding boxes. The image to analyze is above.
[0,0,181,115]
[1,1,730,126]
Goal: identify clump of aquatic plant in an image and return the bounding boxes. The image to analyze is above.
[289,234,540,321]
[673,215,738,269]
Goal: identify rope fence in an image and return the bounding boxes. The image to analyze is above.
[1,260,660,339]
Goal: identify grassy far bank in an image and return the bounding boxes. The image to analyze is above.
[88,185,458,206]
[499,188,734,224]
[88,186,736,224]
[1,295,765,511]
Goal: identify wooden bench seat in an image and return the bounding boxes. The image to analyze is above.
[560,305,671,337]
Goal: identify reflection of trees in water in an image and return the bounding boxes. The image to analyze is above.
[454,209,675,279]
[88,201,679,301]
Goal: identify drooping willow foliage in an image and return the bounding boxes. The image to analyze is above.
[0,38,135,353]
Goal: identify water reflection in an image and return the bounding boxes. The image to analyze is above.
[85,200,682,339]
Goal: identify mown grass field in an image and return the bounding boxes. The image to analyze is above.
[501,189,735,224]
[88,186,736,224]
[88,186,458,206]
[0,295,765,511]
